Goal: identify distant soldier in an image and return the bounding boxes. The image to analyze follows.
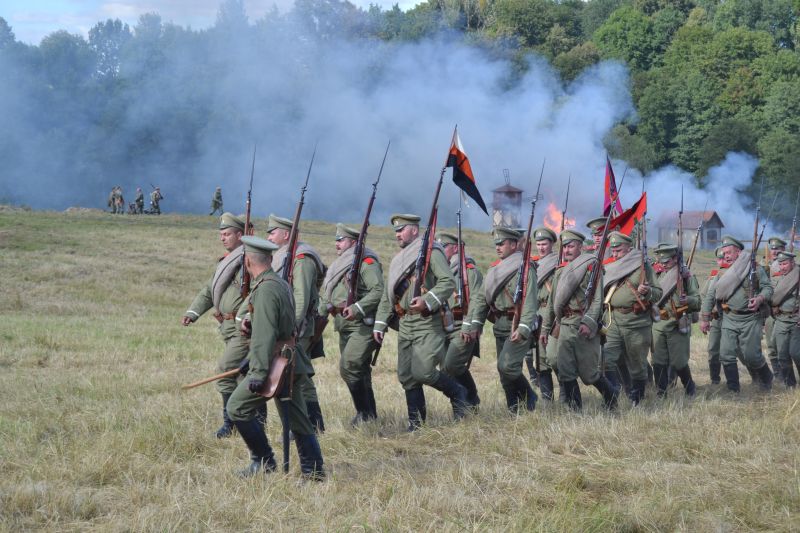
[470,226,539,413]
[651,243,701,397]
[700,235,774,391]
[770,250,800,387]
[436,231,483,409]
[530,227,559,401]
[226,235,325,480]
[210,187,224,216]
[764,237,786,377]
[115,187,125,214]
[318,224,384,425]
[700,247,730,384]
[107,187,118,214]
[540,230,618,410]
[373,214,467,431]
[134,187,144,214]
[601,231,661,404]
[181,213,251,438]
[150,187,163,214]
[266,214,327,433]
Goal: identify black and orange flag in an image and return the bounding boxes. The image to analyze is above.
[447,127,488,215]
[604,155,624,217]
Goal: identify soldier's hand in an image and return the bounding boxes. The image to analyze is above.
[247,378,264,394]
[240,318,251,337]
[460,331,472,343]
[680,265,691,279]
[510,329,523,343]
[747,295,763,311]
[699,320,710,334]
[408,297,428,314]
[637,283,650,295]
[341,306,356,321]
[238,358,250,376]
[373,331,384,345]
[578,324,592,338]
[679,295,688,306]
[181,316,193,326]
[539,334,548,348]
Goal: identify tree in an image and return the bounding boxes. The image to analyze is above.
[489,0,554,47]
[553,41,601,81]
[0,17,15,50]
[593,6,660,71]
[697,118,758,178]
[758,128,800,189]
[89,19,132,79]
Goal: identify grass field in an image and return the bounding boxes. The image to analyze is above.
[0,208,798,532]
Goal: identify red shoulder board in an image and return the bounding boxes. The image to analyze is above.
[491,259,501,267]
[295,253,306,259]
[559,261,568,268]
[721,263,731,269]
[363,257,375,264]
[531,255,540,261]
[772,271,784,277]
[709,269,719,277]
[466,263,475,269]
[603,257,616,265]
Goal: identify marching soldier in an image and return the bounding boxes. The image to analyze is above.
[584,217,606,253]
[266,214,327,432]
[181,213,251,438]
[471,227,539,413]
[699,236,774,391]
[540,230,617,410]
[373,214,467,431]
[150,187,163,214]
[770,250,800,387]
[437,231,483,409]
[601,231,661,404]
[700,247,730,384]
[531,227,560,401]
[764,237,786,378]
[210,187,224,216]
[227,235,325,480]
[107,187,119,214]
[651,243,701,396]
[318,224,384,424]
[134,187,144,214]
[114,187,124,214]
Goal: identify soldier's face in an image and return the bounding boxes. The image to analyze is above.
[267,228,290,246]
[395,225,418,248]
[660,257,677,270]
[770,247,785,261]
[562,240,582,261]
[593,232,603,246]
[335,237,355,255]
[219,228,243,252]
[442,243,457,261]
[779,259,794,275]
[722,245,740,263]
[535,240,553,256]
[610,243,631,260]
[716,257,726,267]
[495,239,518,259]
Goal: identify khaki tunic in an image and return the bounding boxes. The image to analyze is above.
[652,271,701,369]
[442,255,483,377]
[770,270,800,373]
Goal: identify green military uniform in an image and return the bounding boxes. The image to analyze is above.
[227,236,324,480]
[470,227,539,412]
[183,213,249,438]
[134,188,144,214]
[268,214,327,432]
[706,235,774,391]
[700,247,729,384]
[150,188,163,214]
[651,243,701,396]
[318,224,384,423]
[210,187,223,216]
[374,214,466,430]
[541,229,618,410]
[770,251,800,387]
[764,237,786,378]
[436,231,483,408]
[601,232,662,404]
[531,227,559,401]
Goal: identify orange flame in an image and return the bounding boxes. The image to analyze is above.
[543,202,575,232]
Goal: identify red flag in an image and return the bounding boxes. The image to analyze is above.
[604,156,623,216]
[608,192,646,236]
[447,127,488,215]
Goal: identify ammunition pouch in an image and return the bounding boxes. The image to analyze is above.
[258,338,296,400]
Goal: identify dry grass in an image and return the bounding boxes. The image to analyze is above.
[0,210,798,532]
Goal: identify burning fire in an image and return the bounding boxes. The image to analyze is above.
[543,202,575,232]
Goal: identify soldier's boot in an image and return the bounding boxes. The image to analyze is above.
[709,361,721,384]
[216,393,234,439]
[365,383,378,420]
[346,381,370,426]
[617,360,633,399]
[605,369,622,401]
[558,380,568,404]
[233,418,277,478]
[405,387,426,432]
[630,379,648,406]
[746,366,759,384]
[502,383,519,412]
[756,363,774,391]
[513,375,538,412]
[563,380,582,411]
[653,364,669,398]
[431,374,469,420]
[306,401,326,434]
[255,403,267,426]
[293,433,325,482]
[593,376,618,410]
[675,366,696,397]
[723,363,740,393]
[782,364,798,388]
[538,370,555,401]
[667,366,678,389]
[456,370,481,408]
[524,355,539,388]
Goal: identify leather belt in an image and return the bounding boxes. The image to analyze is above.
[562,308,582,319]
[214,311,237,323]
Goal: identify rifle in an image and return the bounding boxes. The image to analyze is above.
[240,144,256,298]
[181,368,240,390]
[455,205,470,315]
[673,186,691,331]
[748,178,765,300]
[558,175,570,264]
[347,142,389,309]
[790,188,800,254]
[686,198,709,269]
[512,160,545,335]
[411,168,446,301]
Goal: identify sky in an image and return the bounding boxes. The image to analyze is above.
[2,0,418,44]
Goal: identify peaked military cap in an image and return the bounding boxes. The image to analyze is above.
[560,229,586,245]
[776,250,796,262]
[586,216,607,235]
[533,226,557,242]
[242,235,279,254]
[653,243,678,262]
[493,226,522,245]
[266,214,293,233]
[390,213,421,231]
[335,223,359,241]
[219,212,245,231]
[768,237,787,250]
[608,231,632,248]
[436,231,459,245]
[721,235,744,250]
